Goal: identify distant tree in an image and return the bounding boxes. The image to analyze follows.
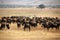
[38,4,45,9]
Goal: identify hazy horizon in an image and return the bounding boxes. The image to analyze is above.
[0,0,60,8]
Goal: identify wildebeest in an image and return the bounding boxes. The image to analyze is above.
[29,20,37,27]
[23,21,31,31]
[42,21,60,30]
[0,23,5,30]
[0,16,60,31]
[0,23,10,30]
[6,18,11,24]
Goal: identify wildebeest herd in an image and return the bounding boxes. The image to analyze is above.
[0,16,60,31]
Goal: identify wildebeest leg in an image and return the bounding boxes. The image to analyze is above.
[0,26,5,30]
[17,24,21,28]
[24,27,25,31]
[51,27,54,30]
[56,27,59,30]
[0,27,2,30]
[23,27,30,31]
[29,27,31,31]
[6,24,10,29]
[43,27,46,30]
[7,26,10,29]
[47,27,50,31]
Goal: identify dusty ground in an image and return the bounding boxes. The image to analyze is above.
[0,23,60,40]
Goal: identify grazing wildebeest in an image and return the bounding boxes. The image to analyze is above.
[23,21,31,31]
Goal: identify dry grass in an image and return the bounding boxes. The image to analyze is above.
[0,8,60,17]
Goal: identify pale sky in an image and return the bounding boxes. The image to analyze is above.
[0,0,60,5]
